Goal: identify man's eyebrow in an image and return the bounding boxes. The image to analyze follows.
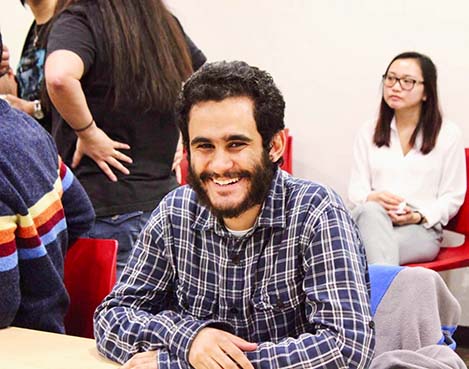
[226,134,252,142]
[190,137,211,146]
[190,134,253,146]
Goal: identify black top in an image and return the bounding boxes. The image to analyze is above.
[17,21,52,132]
[47,3,206,217]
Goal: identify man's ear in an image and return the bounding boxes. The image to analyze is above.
[269,130,286,163]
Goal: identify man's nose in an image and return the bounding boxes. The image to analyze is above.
[209,149,234,174]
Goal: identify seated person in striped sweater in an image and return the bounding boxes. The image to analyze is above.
[0,32,95,333]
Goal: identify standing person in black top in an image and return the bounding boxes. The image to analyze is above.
[45,0,206,276]
[0,0,55,132]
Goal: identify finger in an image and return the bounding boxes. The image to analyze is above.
[113,150,133,164]
[220,344,254,369]
[385,192,404,203]
[226,334,257,351]
[192,355,223,369]
[72,148,83,168]
[382,195,400,207]
[107,156,130,175]
[204,356,224,369]
[97,161,118,182]
[222,336,257,369]
[112,140,131,150]
[387,210,398,221]
[381,202,396,212]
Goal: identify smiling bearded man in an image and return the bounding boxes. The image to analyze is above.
[94,61,375,369]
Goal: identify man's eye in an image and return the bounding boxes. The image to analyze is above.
[229,142,246,148]
[197,143,213,150]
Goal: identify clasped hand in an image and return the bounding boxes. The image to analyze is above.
[189,327,257,369]
[367,191,419,225]
[120,327,257,369]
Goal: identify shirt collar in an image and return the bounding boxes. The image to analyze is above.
[390,116,423,149]
[192,168,287,234]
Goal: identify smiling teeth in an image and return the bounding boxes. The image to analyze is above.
[213,178,239,185]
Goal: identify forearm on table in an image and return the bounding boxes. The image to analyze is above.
[95,304,230,364]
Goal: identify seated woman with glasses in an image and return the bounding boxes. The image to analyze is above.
[348,51,466,265]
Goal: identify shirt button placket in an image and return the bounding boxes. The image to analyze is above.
[231,253,241,265]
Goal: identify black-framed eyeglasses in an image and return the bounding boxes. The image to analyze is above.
[382,74,424,91]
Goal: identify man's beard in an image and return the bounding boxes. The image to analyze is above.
[187,150,275,219]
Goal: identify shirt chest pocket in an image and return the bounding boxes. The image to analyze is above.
[176,284,218,319]
[251,276,304,312]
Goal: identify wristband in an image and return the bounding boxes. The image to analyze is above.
[415,211,426,225]
[73,118,95,133]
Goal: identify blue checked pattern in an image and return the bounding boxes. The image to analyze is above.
[94,169,375,368]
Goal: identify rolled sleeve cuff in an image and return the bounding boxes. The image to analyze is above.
[419,205,443,229]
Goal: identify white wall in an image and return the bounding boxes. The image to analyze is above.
[2,0,469,322]
[166,0,469,196]
[1,2,33,68]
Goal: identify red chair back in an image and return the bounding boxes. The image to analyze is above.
[405,148,469,271]
[63,238,117,338]
[280,131,293,174]
[445,148,469,236]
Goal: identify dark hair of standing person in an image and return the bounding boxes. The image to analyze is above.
[53,0,194,112]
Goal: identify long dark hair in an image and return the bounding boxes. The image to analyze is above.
[373,51,442,154]
[53,0,193,112]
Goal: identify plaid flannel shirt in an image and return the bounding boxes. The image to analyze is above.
[94,169,375,368]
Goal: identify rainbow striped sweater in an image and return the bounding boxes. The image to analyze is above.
[0,100,94,333]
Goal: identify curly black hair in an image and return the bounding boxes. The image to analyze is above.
[176,61,285,158]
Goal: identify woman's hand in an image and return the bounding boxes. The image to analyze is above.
[73,123,132,182]
[388,208,421,226]
[367,191,404,212]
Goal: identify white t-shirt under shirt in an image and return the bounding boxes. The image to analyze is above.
[348,118,466,228]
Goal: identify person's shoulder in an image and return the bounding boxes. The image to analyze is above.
[440,119,462,136]
[437,119,462,146]
[63,0,95,14]
[284,173,346,211]
[159,185,200,214]
[52,0,95,24]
